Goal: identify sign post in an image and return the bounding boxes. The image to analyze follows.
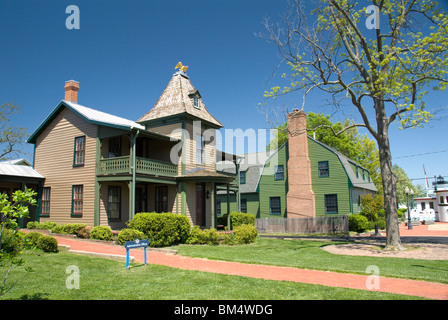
[124,239,151,270]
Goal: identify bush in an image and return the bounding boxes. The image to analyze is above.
[52,223,87,235]
[77,226,93,239]
[23,231,44,248]
[37,235,58,253]
[233,224,258,244]
[89,226,113,241]
[348,214,370,233]
[186,226,220,245]
[27,221,37,229]
[230,212,256,228]
[0,228,23,255]
[116,228,146,245]
[127,212,191,247]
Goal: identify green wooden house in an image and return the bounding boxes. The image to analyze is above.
[217,130,377,218]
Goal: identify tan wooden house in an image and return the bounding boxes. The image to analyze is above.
[27,66,238,230]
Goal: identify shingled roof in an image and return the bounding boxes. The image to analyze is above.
[137,70,223,128]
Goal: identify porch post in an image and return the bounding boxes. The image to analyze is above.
[211,182,215,228]
[227,183,231,230]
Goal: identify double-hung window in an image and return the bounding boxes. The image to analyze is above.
[318,161,329,177]
[240,171,246,184]
[274,165,284,181]
[72,185,83,216]
[196,134,205,164]
[325,194,338,214]
[107,186,121,221]
[74,136,86,166]
[41,187,51,216]
[240,199,247,213]
[270,197,281,215]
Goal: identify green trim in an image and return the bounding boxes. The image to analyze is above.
[71,185,84,217]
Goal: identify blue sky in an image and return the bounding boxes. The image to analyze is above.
[1,0,447,189]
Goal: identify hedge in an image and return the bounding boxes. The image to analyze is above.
[116,228,146,245]
[127,212,191,247]
[90,226,113,241]
[348,214,370,233]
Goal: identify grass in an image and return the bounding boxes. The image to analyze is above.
[172,238,448,284]
[0,251,423,300]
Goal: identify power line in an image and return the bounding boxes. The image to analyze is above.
[393,149,448,159]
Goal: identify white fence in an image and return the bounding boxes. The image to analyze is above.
[256,215,349,234]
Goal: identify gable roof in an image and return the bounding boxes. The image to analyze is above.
[27,100,174,144]
[0,158,32,166]
[137,71,224,128]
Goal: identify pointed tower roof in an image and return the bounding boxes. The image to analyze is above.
[137,64,224,128]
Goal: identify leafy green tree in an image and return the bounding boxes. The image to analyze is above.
[393,164,426,206]
[262,0,448,250]
[0,188,37,296]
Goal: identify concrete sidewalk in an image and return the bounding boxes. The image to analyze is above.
[46,232,448,300]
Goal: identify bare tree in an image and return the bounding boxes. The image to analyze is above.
[0,103,27,160]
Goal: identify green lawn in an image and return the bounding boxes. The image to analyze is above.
[0,251,423,300]
[172,238,448,284]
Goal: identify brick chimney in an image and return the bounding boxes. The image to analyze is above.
[286,109,315,218]
[64,80,79,103]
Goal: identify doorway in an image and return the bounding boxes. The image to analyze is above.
[195,183,205,226]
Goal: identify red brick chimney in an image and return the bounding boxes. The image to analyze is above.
[286,109,315,218]
[64,80,79,103]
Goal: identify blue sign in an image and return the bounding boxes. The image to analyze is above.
[124,239,151,269]
[124,239,150,249]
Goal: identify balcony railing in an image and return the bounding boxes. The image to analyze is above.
[98,156,177,177]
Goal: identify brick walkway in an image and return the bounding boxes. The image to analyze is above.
[44,224,448,300]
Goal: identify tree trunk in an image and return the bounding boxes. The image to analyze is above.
[375,100,404,250]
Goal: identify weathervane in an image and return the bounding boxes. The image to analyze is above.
[175,62,189,73]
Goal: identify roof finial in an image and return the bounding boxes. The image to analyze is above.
[175,61,189,74]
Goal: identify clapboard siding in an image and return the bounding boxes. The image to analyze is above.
[34,107,97,225]
[308,138,351,216]
[258,145,288,218]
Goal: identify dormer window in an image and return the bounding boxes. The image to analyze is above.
[193,95,200,109]
[189,90,202,109]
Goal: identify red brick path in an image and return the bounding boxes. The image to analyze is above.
[49,229,448,300]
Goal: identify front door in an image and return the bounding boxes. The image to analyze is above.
[155,186,168,213]
[195,183,205,226]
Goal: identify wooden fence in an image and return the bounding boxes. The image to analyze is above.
[256,215,349,234]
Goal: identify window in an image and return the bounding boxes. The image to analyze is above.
[270,197,281,215]
[241,199,247,213]
[108,136,122,158]
[73,136,86,166]
[325,194,338,214]
[274,165,284,181]
[72,185,83,216]
[441,196,445,204]
[193,96,200,109]
[41,187,51,216]
[430,202,434,209]
[318,161,329,177]
[216,199,221,216]
[195,134,204,164]
[107,186,121,220]
[155,186,168,213]
[240,171,246,184]
[421,202,426,210]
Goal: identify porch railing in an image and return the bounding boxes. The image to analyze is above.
[98,156,177,177]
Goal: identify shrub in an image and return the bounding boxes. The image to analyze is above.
[127,212,191,247]
[37,235,58,253]
[27,221,37,229]
[89,226,113,241]
[38,221,58,230]
[77,226,93,239]
[52,223,87,235]
[230,212,256,228]
[233,224,258,244]
[348,214,370,233]
[23,231,44,248]
[0,228,23,255]
[186,226,220,245]
[116,228,146,245]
